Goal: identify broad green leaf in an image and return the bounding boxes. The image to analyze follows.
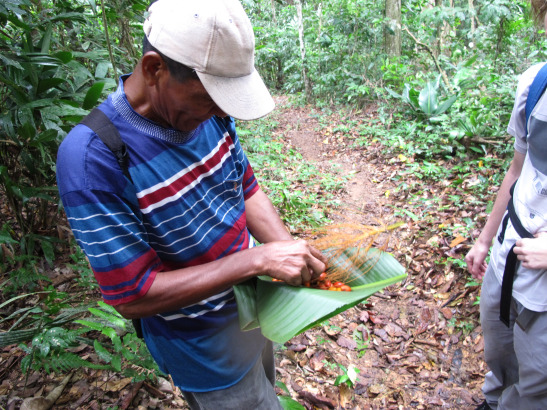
[111,354,122,372]
[233,278,260,331]
[0,328,40,347]
[0,54,24,70]
[278,395,306,410]
[74,319,104,332]
[435,94,458,116]
[83,81,105,109]
[385,87,402,99]
[95,62,110,79]
[40,24,52,54]
[0,231,17,245]
[40,240,55,264]
[37,78,66,94]
[419,82,439,115]
[94,339,113,362]
[334,374,349,386]
[276,381,291,395]
[235,248,406,344]
[53,51,74,64]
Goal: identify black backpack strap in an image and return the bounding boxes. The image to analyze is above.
[79,108,143,338]
[499,181,534,327]
[80,108,133,183]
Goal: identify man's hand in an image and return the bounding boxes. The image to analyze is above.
[261,240,327,286]
[465,240,490,280]
[514,232,547,270]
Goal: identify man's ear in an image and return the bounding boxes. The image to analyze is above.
[141,51,168,86]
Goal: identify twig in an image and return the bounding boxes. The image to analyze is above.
[99,0,118,85]
[402,26,452,93]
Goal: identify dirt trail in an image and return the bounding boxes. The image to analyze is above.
[270,96,485,409]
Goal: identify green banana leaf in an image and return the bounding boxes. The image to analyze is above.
[234,247,406,344]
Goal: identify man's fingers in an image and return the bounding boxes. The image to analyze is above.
[298,265,311,284]
[309,245,328,263]
[307,257,327,278]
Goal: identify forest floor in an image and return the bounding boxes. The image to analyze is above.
[1,97,488,409]
[268,97,486,409]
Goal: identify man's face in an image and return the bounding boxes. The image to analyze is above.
[151,73,226,132]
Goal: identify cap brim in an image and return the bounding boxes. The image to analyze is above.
[197,69,275,121]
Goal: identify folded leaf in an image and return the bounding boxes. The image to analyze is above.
[234,247,406,344]
[233,278,260,331]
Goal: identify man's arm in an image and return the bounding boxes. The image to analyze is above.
[115,189,326,319]
[244,188,293,243]
[465,150,525,279]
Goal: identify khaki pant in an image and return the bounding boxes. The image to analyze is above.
[481,264,547,410]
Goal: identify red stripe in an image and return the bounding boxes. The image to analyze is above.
[138,139,233,210]
[189,214,250,265]
[93,250,162,305]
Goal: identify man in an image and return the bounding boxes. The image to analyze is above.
[56,0,326,408]
[465,2,547,408]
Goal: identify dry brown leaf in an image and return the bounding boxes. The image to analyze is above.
[336,336,357,350]
[104,377,132,393]
[449,235,466,247]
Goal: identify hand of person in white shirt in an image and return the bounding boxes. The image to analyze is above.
[514,232,547,270]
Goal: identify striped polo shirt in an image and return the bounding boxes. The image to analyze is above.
[57,75,265,391]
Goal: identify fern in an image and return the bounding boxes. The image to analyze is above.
[7,298,163,382]
[22,350,111,374]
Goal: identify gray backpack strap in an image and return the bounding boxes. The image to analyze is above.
[80,108,132,182]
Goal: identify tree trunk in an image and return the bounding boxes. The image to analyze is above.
[271,0,277,24]
[468,0,475,34]
[295,0,312,101]
[384,0,401,56]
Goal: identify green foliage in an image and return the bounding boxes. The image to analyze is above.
[334,363,360,388]
[1,0,545,388]
[67,243,98,290]
[15,299,161,382]
[276,381,306,409]
[352,328,369,358]
[73,301,161,381]
[0,1,100,279]
[386,76,458,119]
[0,289,88,349]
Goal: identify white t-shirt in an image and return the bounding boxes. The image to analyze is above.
[491,62,547,312]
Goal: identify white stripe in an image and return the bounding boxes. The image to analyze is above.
[160,296,234,320]
[146,184,240,242]
[140,146,234,215]
[137,134,229,198]
[76,230,144,247]
[68,211,134,222]
[153,200,241,256]
[83,238,143,259]
[144,167,239,231]
[70,220,140,234]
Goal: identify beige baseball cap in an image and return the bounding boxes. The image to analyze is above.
[143,0,275,121]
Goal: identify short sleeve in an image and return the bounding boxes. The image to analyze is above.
[57,126,163,305]
[507,63,547,154]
